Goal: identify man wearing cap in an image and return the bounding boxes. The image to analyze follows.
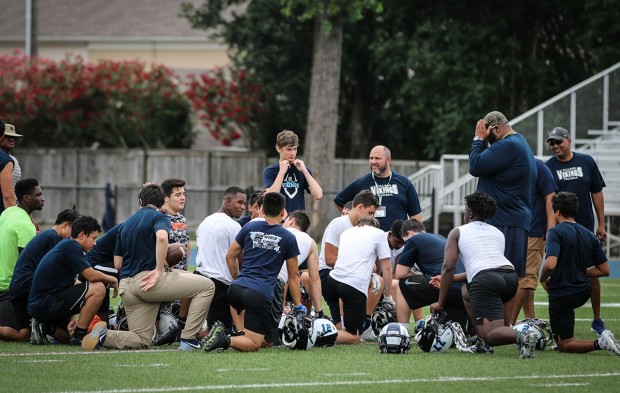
[0,120,17,215]
[545,126,607,335]
[468,112,536,289]
[0,123,22,186]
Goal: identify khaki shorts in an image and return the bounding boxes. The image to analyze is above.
[518,236,545,290]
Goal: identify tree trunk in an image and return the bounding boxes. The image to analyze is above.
[304,12,343,239]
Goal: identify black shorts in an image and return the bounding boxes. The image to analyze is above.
[31,282,89,324]
[195,272,232,330]
[549,288,591,341]
[497,225,528,277]
[227,284,272,336]
[468,268,517,325]
[320,269,339,319]
[265,279,285,344]
[0,291,26,330]
[324,276,366,335]
[399,276,468,329]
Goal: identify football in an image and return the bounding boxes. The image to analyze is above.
[166,243,186,266]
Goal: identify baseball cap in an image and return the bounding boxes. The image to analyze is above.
[547,127,569,142]
[3,124,23,138]
[483,111,508,127]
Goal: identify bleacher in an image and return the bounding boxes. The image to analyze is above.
[409,62,620,258]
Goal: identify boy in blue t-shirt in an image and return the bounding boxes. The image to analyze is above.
[540,192,619,356]
[202,192,307,353]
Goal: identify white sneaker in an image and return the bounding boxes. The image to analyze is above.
[599,330,620,356]
[360,326,377,342]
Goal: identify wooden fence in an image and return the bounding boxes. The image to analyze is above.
[18,148,431,236]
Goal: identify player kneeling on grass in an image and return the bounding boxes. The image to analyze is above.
[324,215,393,345]
[28,216,118,345]
[82,183,215,351]
[202,192,306,353]
[430,191,538,359]
[539,191,620,355]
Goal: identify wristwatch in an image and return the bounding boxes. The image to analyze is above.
[473,136,484,142]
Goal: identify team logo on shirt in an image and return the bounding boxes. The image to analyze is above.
[250,231,282,253]
[556,167,583,181]
[371,184,399,197]
[282,173,299,199]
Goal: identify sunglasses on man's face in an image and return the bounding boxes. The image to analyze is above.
[548,139,564,146]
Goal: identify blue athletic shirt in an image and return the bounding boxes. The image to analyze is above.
[115,207,171,279]
[469,133,536,230]
[545,221,607,300]
[232,220,299,301]
[397,232,465,290]
[334,171,422,232]
[9,229,62,301]
[263,163,313,212]
[87,223,122,265]
[28,239,92,314]
[545,152,605,232]
[529,159,558,237]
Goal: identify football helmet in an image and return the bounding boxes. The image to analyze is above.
[417,310,454,353]
[379,323,411,354]
[371,300,397,337]
[279,314,338,350]
[512,318,554,350]
[115,300,182,346]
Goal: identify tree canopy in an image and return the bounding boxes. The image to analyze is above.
[183,0,620,160]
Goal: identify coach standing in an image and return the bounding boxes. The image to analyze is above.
[469,111,536,289]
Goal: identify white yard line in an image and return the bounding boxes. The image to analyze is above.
[48,372,620,393]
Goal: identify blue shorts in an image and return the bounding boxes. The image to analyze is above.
[496,225,528,277]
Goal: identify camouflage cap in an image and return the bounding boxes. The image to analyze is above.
[547,127,570,142]
[483,111,508,127]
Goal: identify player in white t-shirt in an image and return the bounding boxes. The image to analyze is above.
[431,191,538,358]
[195,186,247,332]
[325,216,393,344]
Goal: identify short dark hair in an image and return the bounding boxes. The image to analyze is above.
[161,178,185,197]
[248,190,262,206]
[352,190,379,208]
[343,201,353,211]
[71,215,101,238]
[288,210,310,232]
[357,216,380,228]
[390,219,404,239]
[0,117,5,137]
[262,192,286,217]
[224,186,245,199]
[54,208,81,226]
[139,184,165,208]
[552,191,578,218]
[465,191,497,221]
[15,178,39,202]
[400,219,425,237]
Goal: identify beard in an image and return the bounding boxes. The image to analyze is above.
[371,163,388,176]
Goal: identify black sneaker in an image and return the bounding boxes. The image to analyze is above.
[67,337,82,346]
[82,321,107,351]
[30,318,47,345]
[202,321,230,353]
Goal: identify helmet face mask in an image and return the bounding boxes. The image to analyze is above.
[417,310,454,353]
[512,318,554,350]
[371,301,397,337]
[279,314,338,350]
[379,323,411,354]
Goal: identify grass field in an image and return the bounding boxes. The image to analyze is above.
[2,279,620,393]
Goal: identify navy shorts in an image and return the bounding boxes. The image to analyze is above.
[195,272,232,330]
[227,284,272,336]
[496,225,528,277]
[468,268,517,325]
[31,282,89,324]
[549,288,591,341]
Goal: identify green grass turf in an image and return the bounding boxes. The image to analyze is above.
[2,279,620,393]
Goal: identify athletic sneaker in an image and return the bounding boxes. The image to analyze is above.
[591,318,606,335]
[598,330,620,356]
[518,330,537,359]
[82,321,107,351]
[178,338,202,351]
[67,337,82,346]
[30,318,47,345]
[360,326,377,342]
[202,321,230,353]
